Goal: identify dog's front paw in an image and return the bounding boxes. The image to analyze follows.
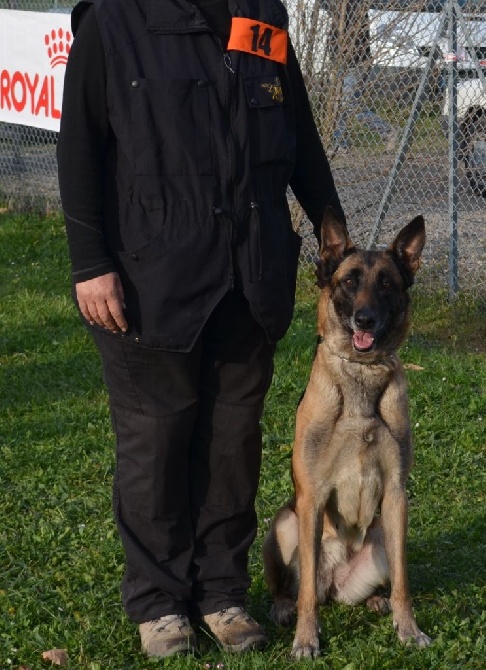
[407,630,432,648]
[291,634,320,659]
[394,620,432,647]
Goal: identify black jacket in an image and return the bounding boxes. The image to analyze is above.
[58,0,344,351]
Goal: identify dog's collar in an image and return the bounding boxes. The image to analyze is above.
[316,335,397,368]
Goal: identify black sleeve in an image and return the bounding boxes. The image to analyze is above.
[57,5,116,282]
[286,42,346,242]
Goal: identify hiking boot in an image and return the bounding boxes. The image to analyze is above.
[201,606,267,653]
[139,614,196,658]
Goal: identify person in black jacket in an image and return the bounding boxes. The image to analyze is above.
[57,0,345,658]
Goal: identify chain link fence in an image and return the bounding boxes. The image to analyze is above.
[1,0,485,299]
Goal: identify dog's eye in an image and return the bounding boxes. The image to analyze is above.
[344,277,356,288]
[381,277,392,289]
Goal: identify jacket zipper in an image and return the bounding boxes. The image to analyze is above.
[222,48,237,290]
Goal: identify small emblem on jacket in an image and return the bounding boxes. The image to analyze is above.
[260,77,284,103]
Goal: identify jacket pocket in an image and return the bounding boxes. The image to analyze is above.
[130,77,213,176]
[243,74,292,165]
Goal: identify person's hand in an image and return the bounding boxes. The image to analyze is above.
[76,272,128,333]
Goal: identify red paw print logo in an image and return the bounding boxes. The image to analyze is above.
[45,27,72,68]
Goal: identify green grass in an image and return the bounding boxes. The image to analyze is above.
[1,213,485,669]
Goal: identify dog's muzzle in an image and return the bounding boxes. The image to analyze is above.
[352,309,379,352]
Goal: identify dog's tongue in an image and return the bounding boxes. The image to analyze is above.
[353,331,375,351]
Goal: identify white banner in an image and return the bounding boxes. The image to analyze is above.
[0,9,71,132]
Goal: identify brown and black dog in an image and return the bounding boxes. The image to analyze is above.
[263,209,431,659]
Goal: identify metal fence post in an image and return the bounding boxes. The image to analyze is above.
[447,0,459,298]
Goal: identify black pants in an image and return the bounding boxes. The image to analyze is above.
[92,291,275,623]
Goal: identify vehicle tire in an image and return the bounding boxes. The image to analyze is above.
[463,115,486,196]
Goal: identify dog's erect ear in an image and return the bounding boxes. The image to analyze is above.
[316,208,354,287]
[319,207,354,260]
[390,215,426,279]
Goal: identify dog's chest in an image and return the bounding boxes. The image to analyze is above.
[329,423,384,534]
[339,364,389,418]
[326,371,391,534]
[309,359,401,539]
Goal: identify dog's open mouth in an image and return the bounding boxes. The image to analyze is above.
[352,330,375,352]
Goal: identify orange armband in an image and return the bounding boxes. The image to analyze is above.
[227,17,288,64]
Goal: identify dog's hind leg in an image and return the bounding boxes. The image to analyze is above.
[263,504,299,626]
[331,522,390,609]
